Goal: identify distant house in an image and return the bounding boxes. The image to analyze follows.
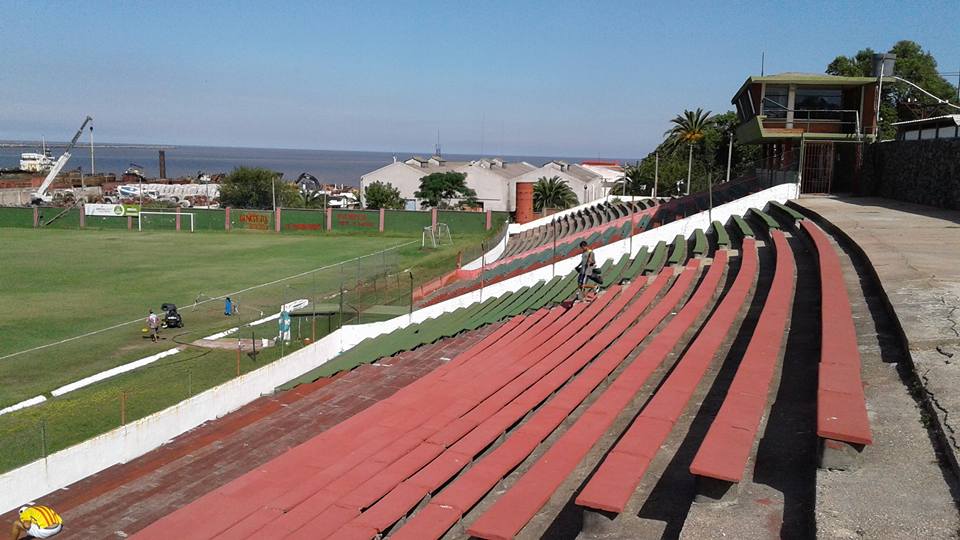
[892,114,960,141]
[730,72,884,194]
[360,156,535,212]
[360,156,622,222]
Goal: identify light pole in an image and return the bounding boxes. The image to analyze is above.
[89,125,95,176]
[725,132,734,183]
[653,152,659,201]
[271,175,277,213]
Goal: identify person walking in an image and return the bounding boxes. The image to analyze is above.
[576,240,602,301]
[147,310,160,342]
[224,296,233,316]
[9,503,63,539]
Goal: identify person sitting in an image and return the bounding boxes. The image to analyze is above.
[10,503,62,539]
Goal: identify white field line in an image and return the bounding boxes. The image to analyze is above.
[51,348,181,397]
[1,299,313,417]
[0,241,416,363]
[0,396,47,416]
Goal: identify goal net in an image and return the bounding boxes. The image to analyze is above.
[139,211,195,232]
[422,223,452,248]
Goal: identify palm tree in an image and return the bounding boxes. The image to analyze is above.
[532,176,578,214]
[664,108,714,195]
[611,163,650,197]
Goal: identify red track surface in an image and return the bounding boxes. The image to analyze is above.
[0,324,501,539]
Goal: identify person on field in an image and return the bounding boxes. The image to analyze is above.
[147,310,160,342]
[576,240,602,301]
[10,503,62,539]
[224,296,233,316]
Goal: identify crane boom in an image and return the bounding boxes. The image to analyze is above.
[31,116,94,204]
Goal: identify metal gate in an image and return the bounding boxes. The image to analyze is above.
[801,141,835,194]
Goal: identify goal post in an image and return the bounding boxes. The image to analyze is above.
[138,211,195,232]
[421,223,452,248]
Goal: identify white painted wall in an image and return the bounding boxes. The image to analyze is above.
[0,183,797,514]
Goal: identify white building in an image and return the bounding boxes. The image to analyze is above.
[360,155,623,221]
[360,156,535,211]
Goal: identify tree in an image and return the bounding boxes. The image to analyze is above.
[364,181,405,210]
[414,172,477,209]
[627,109,759,197]
[827,40,958,138]
[532,176,579,213]
[664,108,714,195]
[611,164,651,196]
[219,166,294,209]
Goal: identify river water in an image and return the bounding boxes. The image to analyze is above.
[0,143,623,185]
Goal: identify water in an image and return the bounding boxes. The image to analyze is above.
[0,143,626,186]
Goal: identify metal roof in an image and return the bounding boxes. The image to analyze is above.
[890,114,960,127]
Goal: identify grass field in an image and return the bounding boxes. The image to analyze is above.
[0,226,490,471]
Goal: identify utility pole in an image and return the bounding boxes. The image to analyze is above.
[89,125,95,175]
[653,152,659,200]
[708,172,714,225]
[271,176,277,213]
[875,61,885,138]
[725,133,734,183]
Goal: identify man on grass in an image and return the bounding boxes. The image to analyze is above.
[9,503,62,539]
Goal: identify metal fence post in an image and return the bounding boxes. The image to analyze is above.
[480,242,486,302]
[408,272,414,320]
[40,420,47,458]
[552,220,557,277]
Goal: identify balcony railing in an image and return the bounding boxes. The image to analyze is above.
[759,108,863,137]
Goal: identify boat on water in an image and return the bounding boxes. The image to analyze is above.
[19,139,55,172]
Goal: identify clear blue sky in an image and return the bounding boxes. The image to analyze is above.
[1,0,957,158]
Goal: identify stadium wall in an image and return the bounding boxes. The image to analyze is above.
[0,206,501,234]
[0,183,795,513]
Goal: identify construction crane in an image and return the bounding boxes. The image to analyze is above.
[30,116,93,205]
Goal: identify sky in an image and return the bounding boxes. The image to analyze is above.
[1,0,957,159]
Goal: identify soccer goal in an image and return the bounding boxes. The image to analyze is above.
[139,211,195,232]
[422,223,452,248]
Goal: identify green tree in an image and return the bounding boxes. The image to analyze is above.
[364,181,405,210]
[664,108,714,195]
[219,166,293,209]
[827,40,958,138]
[611,164,651,196]
[414,172,477,209]
[532,176,579,213]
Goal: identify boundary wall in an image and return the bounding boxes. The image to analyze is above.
[0,206,506,235]
[0,183,795,514]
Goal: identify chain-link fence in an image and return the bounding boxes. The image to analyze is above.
[0,242,424,474]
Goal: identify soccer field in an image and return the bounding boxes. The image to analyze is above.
[0,227,489,471]
[0,228,484,408]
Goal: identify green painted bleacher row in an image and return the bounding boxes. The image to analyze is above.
[502,200,650,258]
[280,219,757,392]
[279,224,697,391]
[279,272,581,389]
[423,218,647,305]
